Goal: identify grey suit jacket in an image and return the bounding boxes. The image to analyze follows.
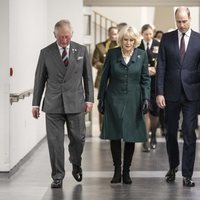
[32,41,94,113]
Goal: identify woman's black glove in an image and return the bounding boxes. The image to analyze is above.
[98,99,104,114]
[142,99,150,114]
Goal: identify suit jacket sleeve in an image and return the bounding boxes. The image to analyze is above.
[32,50,47,106]
[156,34,166,96]
[92,44,102,67]
[83,46,94,102]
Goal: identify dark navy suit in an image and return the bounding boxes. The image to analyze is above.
[156,29,200,178]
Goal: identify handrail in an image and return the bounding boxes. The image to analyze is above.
[9,88,92,135]
[93,11,117,45]
[10,89,33,104]
[93,11,117,26]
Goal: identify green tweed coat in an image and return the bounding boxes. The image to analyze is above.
[98,47,150,142]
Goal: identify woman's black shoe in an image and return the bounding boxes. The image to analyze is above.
[122,171,132,184]
[111,167,121,183]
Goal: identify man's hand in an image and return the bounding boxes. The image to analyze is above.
[32,107,40,119]
[85,102,93,113]
[156,95,166,109]
[148,67,156,76]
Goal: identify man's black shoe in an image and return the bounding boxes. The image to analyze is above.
[72,164,82,182]
[51,179,62,188]
[165,168,178,182]
[183,177,195,187]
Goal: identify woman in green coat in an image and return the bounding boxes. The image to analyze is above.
[98,25,151,184]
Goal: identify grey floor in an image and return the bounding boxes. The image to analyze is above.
[1,136,200,200]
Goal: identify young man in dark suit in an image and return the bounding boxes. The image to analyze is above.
[156,7,200,187]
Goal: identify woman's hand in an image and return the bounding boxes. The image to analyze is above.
[97,99,104,114]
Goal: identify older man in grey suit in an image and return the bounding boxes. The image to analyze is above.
[32,19,94,188]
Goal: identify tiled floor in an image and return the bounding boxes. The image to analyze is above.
[1,136,200,200]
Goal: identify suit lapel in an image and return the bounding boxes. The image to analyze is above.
[51,42,67,73]
[68,42,77,66]
[151,40,158,51]
[172,31,181,64]
[183,30,193,64]
[63,42,78,79]
[140,41,145,50]
[131,48,139,63]
[116,47,125,65]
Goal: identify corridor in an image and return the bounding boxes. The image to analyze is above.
[1,136,200,200]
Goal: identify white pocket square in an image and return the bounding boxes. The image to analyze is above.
[77,56,83,60]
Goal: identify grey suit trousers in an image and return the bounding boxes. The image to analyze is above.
[46,112,86,180]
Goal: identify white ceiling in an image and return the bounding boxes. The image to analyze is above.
[84,0,200,6]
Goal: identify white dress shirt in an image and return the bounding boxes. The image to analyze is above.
[178,29,191,52]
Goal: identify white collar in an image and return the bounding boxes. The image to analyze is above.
[57,43,70,50]
[178,29,191,37]
[144,40,153,47]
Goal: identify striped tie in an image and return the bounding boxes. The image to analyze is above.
[62,48,68,67]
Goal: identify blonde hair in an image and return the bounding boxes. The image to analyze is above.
[117,25,141,48]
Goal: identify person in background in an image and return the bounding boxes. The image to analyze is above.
[117,22,128,32]
[153,30,166,137]
[138,24,160,152]
[156,7,200,187]
[92,26,118,130]
[154,30,164,42]
[98,25,150,184]
[32,19,94,188]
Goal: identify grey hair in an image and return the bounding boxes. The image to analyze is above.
[54,19,73,35]
[117,25,141,48]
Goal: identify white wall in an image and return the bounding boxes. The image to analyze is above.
[9,0,48,93]
[0,0,10,171]
[10,97,46,169]
[47,0,84,44]
[8,0,48,170]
